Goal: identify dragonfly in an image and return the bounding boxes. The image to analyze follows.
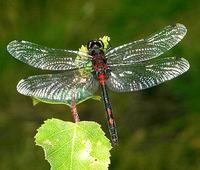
[7,23,190,145]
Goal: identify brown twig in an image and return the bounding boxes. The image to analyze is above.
[71,94,80,123]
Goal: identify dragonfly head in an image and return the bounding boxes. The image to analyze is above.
[87,40,104,54]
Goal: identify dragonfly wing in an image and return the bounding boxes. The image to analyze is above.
[107,57,189,92]
[17,70,99,105]
[106,23,187,65]
[7,40,92,70]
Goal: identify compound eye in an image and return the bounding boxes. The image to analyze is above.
[87,41,92,49]
[98,40,104,48]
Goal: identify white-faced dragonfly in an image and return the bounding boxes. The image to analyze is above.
[7,23,190,145]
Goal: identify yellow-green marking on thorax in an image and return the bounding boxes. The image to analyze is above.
[99,36,111,51]
[75,45,91,76]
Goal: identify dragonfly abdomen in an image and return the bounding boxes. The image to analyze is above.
[100,82,118,145]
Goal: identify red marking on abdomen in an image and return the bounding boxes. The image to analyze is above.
[108,118,114,125]
[98,74,106,85]
[98,74,106,79]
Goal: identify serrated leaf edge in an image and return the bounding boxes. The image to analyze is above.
[34,118,112,170]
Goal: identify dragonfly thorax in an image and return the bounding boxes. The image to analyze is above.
[91,49,110,83]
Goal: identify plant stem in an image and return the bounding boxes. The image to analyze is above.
[71,95,80,123]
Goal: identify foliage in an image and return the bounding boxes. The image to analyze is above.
[35,118,112,170]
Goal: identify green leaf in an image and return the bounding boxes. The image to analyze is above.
[35,118,112,170]
[32,97,41,106]
[31,95,101,106]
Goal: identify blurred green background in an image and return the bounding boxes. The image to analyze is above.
[0,0,200,169]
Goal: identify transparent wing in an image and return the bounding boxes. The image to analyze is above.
[7,40,92,70]
[106,23,187,65]
[17,70,99,105]
[107,57,190,92]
